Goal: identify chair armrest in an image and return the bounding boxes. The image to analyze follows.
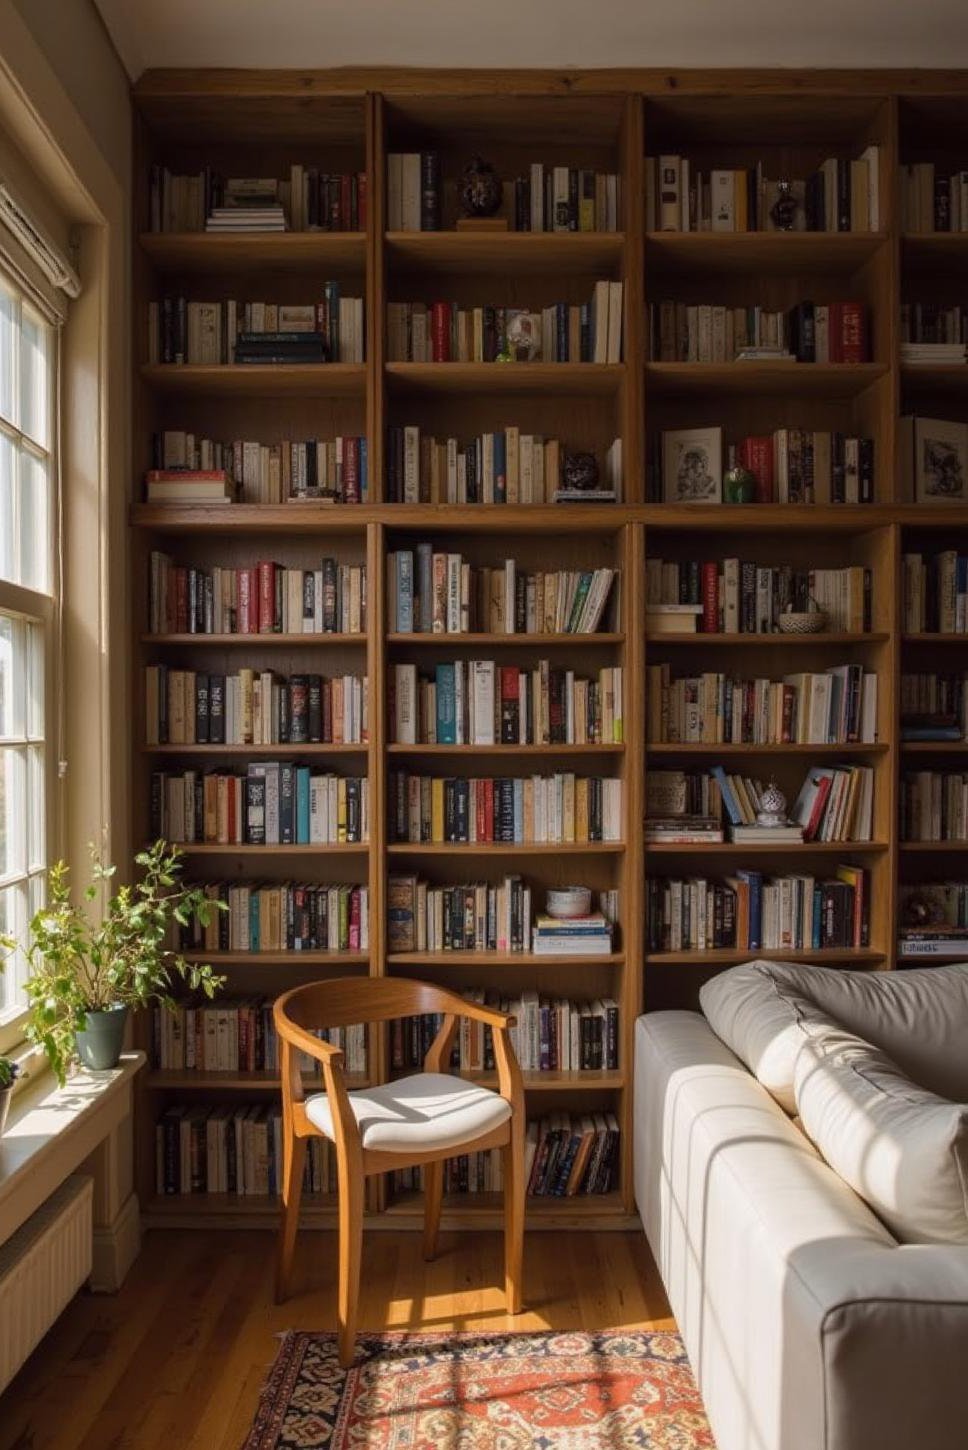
[273,1002,345,1106]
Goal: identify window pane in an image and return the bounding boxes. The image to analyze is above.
[0,745,25,877]
[0,283,16,428]
[20,449,49,594]
[20,308,49,449]
[0,614,24,740]
[27,744,44,869]
[0,882,25,1020]
[0,431,14,585]
[25,619,43,739]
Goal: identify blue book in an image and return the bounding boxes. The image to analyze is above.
[435,663,456,744]
[737,869,763,950]
[710,765,744,827]
[249,893,260,953]
[395,550,414,633]
[359,437,368,502]
[296,767,311,843]
[416,542,433,633]
[812,884,823,949]
[494,431,507,504]
[513,778,524,842]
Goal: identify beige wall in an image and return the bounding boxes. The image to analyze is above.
[10,0,129,184]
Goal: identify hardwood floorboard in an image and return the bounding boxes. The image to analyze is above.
[0,1228,671,1450]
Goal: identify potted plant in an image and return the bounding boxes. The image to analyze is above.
[2,841,224,1086]
[0,1056,19,1135]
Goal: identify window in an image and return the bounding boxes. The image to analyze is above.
[0,270,56,1033]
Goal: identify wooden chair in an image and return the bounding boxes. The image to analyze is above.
[273,977,525,1366]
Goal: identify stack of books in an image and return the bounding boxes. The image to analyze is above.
[898,926,968,958]
[645,816,724,844]
[144,469,233,505]
[901,343,967,364]
[234,330,328,365]
[532,911,613,956]
[206,205,286,232]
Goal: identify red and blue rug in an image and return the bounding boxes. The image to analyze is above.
[242,1328,714,1448]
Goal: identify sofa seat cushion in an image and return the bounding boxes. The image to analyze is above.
[305,1072,511,1154]
[700,959,968,1111]
[793,1006,968,1245]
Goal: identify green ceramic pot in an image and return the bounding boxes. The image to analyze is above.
[75,1005,128,1071]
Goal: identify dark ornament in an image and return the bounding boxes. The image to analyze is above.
[770,180,799,232]
[563,452,600,491]
[723,445,757,504]
[459,156,503,218]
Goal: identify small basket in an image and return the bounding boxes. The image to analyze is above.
[778,609,828,635]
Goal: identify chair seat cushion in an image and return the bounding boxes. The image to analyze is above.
[304,1072,512,1154]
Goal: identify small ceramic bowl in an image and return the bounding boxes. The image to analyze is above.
[546,886,592,919]
[778,611,827,635]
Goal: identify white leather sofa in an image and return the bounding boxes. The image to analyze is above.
[634,961,968,1450]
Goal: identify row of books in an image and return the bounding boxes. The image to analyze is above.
[532,909,615,956]
[156,1104,336,1197]
[902,552,968,634]
[386,425,621,506]
[147,167,367,233]
[900,164,968,233]
[645,763,874,844]
[645,663,878,746]
[386,154,621,233]
[898,883,968,956]
[648,300,870,363]
[387,875,618,956]
[144,668,367,747]
[900,772,968,843]
[146,291,365,365]
[899,673,968,739]
[387,773,623,845]
[150,432,369,505]
[645,151,880,233]
[176,882,368,954]
[391,992,619,1073]
[386,551,616,635]
[389,1113,621,1198]
[150,769,369,846]
[147,555,367,637]
[650,427,875,507]
[900,304,968,346]
[389,662,624,747]
[644,559,871,635]
[646,866,870,952]
[150,1000,367,1075]
[386,283,624,364]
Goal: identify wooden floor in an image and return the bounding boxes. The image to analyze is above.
[0,1228,672,1450]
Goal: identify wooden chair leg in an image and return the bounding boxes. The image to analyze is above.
[423,1159,443,1261]
[503,1127,524,1314]
[337,1155,364,1369]
[276,1133,307,1304]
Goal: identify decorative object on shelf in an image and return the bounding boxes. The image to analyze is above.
[722,445,757,504]
[458,155,504,221]
[562,452,600,492]
[0,1057,19,1136]
[662,426,723,504]
[900,890,946,928]
[0,840,225,1085]
[778,600,828,634]
[546,886,592,919]
[503,309,541,362]
[756,780,792,829]
[769,180,800,231]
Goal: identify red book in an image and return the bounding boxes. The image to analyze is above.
[237,567,258,634]
[701,561,719,634]
[827,302,844,363]
[343,437,360,503]
[174,568,188,634]
[340,175,352,231]
[840,302,868,363]
[484,778,495,842]
[257,562,276,634]
[804,774,833,841]
[349,888,361,950]
[145,469,228,483]
[357,172,367,231]
[738,435,774,503]
[431,302,451,362]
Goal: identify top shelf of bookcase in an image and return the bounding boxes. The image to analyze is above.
[386,231,624,276]
[140,232,367,273]
[645,231,887,274]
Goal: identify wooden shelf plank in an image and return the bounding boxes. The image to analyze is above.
[388,951,623,967]
[386,631,624,646]
[132,504,371,533]
[171,842,370,855]
[646,741,888,755]
[386,742,625,755]
[141,632,365,646]
[144,1070,370,1090]
[900,364,968,393]
[181,951,368,965]
[646,361,887,397]
[902,633,968,643]
[384,1189,627,1222]
[645,948,886,965]
[386,230,624,275]
[386,841,625,855]
[648,631,889,646]
[899,841,968,852]
[902,233,968,265]
[142,742,367,755]
[647,230,887,273]
[139,231,366,272]
[645,841,889,855]
[901,741,968,753]
[389,1069,625,1091]
[385,362,624,396]
[140,363,366,396]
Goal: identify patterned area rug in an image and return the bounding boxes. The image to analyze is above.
[241,1328,714,1449]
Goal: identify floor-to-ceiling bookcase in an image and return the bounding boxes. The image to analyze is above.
[130,70,968,1231]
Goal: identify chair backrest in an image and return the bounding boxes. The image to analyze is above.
[276,976,476,1033]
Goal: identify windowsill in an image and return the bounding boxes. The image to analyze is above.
[0,1052,145,1236]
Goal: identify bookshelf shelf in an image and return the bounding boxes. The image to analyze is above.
[386,230,624,276]
[139,230,367,272]
[129,65,968,1230]
[389,1068,626,1092]
[646,231,887,274]
[140,362,366,397]
[385,362,624,396]
[145,1070,370,1090]
[645,361,888,398]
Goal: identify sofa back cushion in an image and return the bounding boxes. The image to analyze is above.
[793,1006,968,1245]
[700,959,968,1112]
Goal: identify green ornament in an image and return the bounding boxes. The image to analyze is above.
[723,445,757,504]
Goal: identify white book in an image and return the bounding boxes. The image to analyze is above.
[471,660,495,746]
[607,281,623,364]
[402,153,422,232]
[710,170,735,232]
[658,156,680,231]
[393,663,417,745]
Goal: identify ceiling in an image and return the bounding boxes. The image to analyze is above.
[94,0,968,80]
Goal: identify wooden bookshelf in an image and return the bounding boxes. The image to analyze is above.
[131,67,968,1232]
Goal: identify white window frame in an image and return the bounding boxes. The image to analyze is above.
[0,268,59,1052]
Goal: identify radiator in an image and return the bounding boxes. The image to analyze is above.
[0,1175,93,1393]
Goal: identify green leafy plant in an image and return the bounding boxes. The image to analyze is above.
[0,1058,19,1090]
[1,841,224,1086]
